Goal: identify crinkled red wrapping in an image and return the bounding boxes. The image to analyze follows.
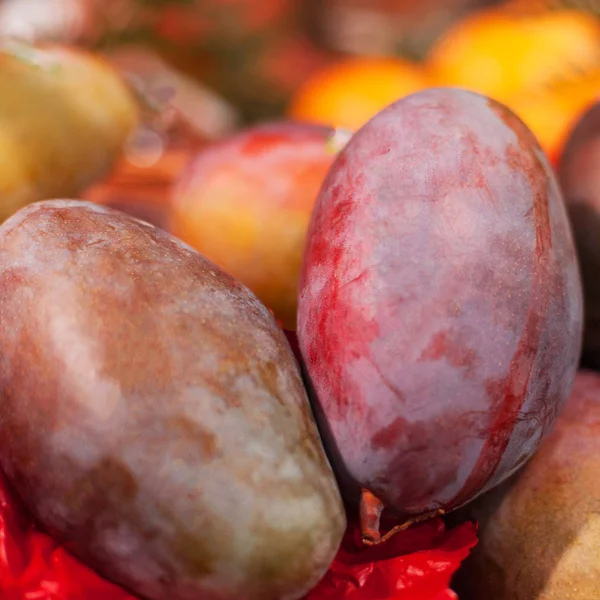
[306,516,477,600]
[0,468,477,600]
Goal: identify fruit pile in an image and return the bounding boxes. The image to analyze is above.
[0,1,599,599]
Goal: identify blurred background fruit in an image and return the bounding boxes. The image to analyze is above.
[0,40,138,221]
[169,122,347,330]
[82,128,201,231]
[0,0,596,144]
[0,0,92,42]
[288,56,430,131]
[82,45,238,230]
[426,7,600,102]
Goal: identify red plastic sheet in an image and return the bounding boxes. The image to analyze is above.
[305,515,477,600]
[0,468,477,600]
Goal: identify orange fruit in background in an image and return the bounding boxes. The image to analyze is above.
[287,56,431,131]
[506,70,600,164]
[426,8,600,103]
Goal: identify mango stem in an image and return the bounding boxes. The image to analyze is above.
[359,488,445,546]
[359,488,384,545]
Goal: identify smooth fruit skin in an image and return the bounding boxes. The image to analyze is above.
[0,200,345,600]
[426,8,600,103]
[0,42,138,221]
[169,121,343,330]
[288,57,430,132]
[454,370,600,600]
[558,101,600,369]
[297,88,582,525]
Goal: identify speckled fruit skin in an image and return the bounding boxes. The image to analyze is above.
[558,102,600,369]
[169,121,343,331]
[455,370,600,600]
[297,87,583,523]
[0,200,345,600]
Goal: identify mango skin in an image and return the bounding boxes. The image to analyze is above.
[297,87,583,519]
[455,370,600,600]
[0,200,345,600]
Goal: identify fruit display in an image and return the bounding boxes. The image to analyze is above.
[170,121,349,330]
[0,1,597,599]
[297,87,582,541]
[558,101,600,368]
[0,40,138,221]
[453,370,600,599]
